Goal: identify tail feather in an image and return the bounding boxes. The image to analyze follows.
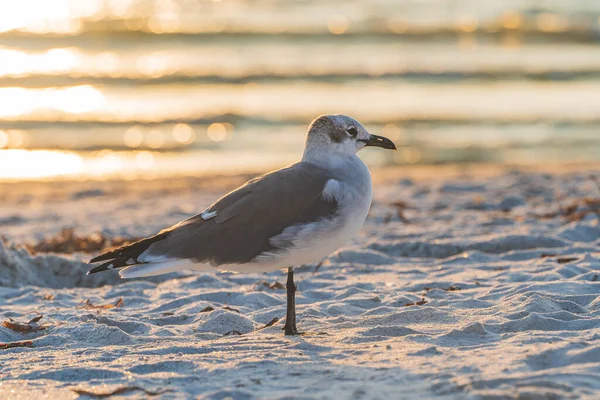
[87,257,135,275]
[88,232,170,275]
[87,227,215,278]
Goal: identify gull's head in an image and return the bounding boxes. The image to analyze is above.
[303,115,396,158]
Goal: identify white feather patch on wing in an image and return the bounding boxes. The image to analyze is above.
[322,179,342,202]
[119,259,215,278]
[200,210,217,220]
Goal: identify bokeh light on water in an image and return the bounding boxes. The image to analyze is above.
[0,0,599,180]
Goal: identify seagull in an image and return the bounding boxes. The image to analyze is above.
[88,115,396,335]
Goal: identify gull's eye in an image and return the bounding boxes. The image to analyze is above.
[347,127,357,137]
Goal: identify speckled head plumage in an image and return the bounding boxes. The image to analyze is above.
[304,114,396,157]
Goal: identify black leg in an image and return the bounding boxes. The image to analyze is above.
[283,267,300,335]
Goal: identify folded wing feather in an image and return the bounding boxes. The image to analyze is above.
[88,162,339,276]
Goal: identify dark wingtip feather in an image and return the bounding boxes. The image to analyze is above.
[88,232,170,264]
[89,249,119,263]
[89,248,124,263]
[89,254,105,263]
[87,260,116,275]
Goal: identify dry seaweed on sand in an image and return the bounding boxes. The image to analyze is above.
[26,227,142,255]
[76,297,124,310]
[532,197,600,222]
[0,340,34,350]
[584,197,600,208]
[2,315,46,333]
[560,201,580,216]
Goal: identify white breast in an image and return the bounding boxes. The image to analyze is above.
[324,155,373,240]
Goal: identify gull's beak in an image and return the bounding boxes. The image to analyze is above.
[359,134,397,150]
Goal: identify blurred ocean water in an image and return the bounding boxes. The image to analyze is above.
[0,0,599,180]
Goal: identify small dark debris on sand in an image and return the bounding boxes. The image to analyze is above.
[423,286,461,292]
[199,305,241,313]
[405,298,428,307]
[0,340,34,350]
[557,257,579,264]
[445,285,461,291]
[390,200,412,223]
[259,317,280,330]
[540,253,558,258]
[76,297,124,310]
[540,254,579,264]
[257,281,285,290]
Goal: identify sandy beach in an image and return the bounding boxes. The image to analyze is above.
[0,165,599,399]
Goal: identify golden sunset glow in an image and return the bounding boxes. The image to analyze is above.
[0,0,596,183]
[123,126,144,148]
[328,15,348,35]
[146,130,166,149]
[0,85,104,117]
[0,131,8,148]
[0,0,82,34]
[206,123,228,142]
[0,149,157,180]
[172,124,195,144]
[0,149,83,179]
[135,151,155,169]
[0,48,80,77]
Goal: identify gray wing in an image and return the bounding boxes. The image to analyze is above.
[88,162,338,273]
